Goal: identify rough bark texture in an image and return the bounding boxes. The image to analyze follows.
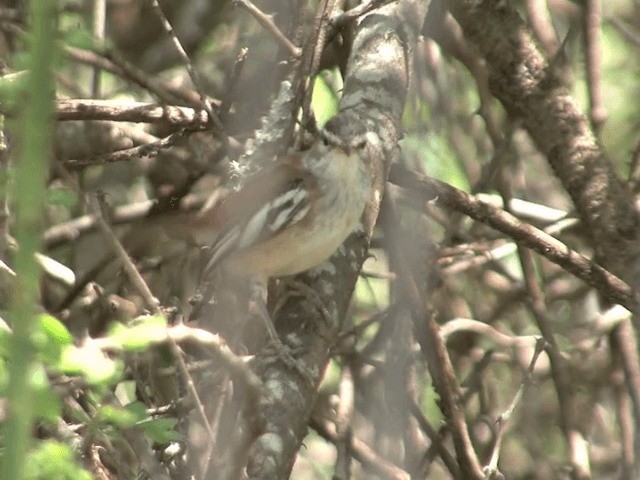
[245,2,429,478]
[449,0,640,306]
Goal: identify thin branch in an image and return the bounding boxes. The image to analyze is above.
[148,0,226,139]
[54,99,210,126]
[388,165,637,311]
[310,415,411,480]
[334,365,355,479]
[448,0,639,303]
[55,163,216,444]
[90,0,106,98]
[63,129,188,169]
[582,0,606,134]
[384,195,484,479]
[65,46,202,106]
[524,0,558,57]
[233,0,301,58]
[219,47,249,119]
[91,323,261,391]
[483,339,546,477]
[298,0,337,138]
[409,401,461,478]
[610,319,640,468]
[611,333,637,480]
[517,243,591,478]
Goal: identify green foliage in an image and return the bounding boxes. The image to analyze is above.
[47,187,78,208]
[107,315,168,352]
[401,134,471,192]
[58,342,122,385]
[99,402,182,444]
[34,314,72,364]
[99,401,148,428]
[137,417,182,444]
[29,366,62,423]
[0,71,27,111]
[311,72,340,127]
[24,441,92,480]
[2,1,57,479]
[61,25,97,52]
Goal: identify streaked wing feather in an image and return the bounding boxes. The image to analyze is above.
[201,160,313,274]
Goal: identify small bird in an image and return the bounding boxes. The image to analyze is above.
[186,132,371,282]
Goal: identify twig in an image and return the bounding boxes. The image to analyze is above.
[328,0,389,36]
[516,244,591,478]
[582,0,606,134]
[483,338,546,477]
[219,47,249,119]
[43,190,211,250]
[610,319,640,464]
[310,415,411,480]
[610,334,636,479]
[524,0,558,57]
[440,318,540,351]
[233,0,301,58]
[384,195,484,479]
[409,402,461,478]
[55,162,215,443]
[388,165,637,311]
[65,46,199,106]
[44,199,154,249]
[54,99,209,126]
[608,17,640,48]
[90,0,106,98]
[148,0,227,142]
[334,365,355,479]
[63,129,188,169]
[298,0,338,137]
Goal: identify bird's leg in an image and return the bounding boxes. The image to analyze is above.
[248,278,308,377]
[273,279,333,327]
[248,278,280,343]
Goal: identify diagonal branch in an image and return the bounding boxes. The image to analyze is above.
[448,0,640,297]
[389,164,635,310]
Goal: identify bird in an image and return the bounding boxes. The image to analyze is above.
[185,131,371,283]
[156,127,370,359]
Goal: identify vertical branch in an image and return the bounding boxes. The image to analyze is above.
[582,0,606,135]
[384,195,484,479]
[516,246,591,479]
[91,0,106,98]
[148,0,227,141]
[2,2,56,480]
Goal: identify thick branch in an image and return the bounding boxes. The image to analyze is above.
[53,99,210,127]
[448,1,640,292]
[245,1,429,478]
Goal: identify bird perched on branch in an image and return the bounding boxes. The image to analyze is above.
[185,129,371,283]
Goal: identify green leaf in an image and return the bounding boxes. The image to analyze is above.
[401,134,471,192]
[58,344,121,385]
[47,187,77,208]
[311,73,339,128]
[137,417,182,444]
[98,401,148,428]
[107,315,168,352]
[38,314,73,346]
[30,367,61,423]
[62,27,96,52]
[24,441,92,480]
[33,314,72,365]
[0,71,27,110]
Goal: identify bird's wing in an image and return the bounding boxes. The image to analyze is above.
[197,158,316,275]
